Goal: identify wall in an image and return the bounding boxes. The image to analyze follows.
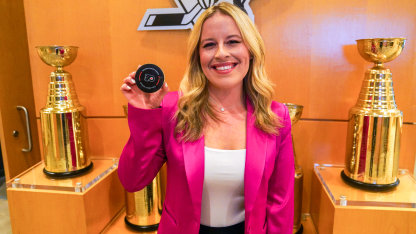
[24,0,416,214]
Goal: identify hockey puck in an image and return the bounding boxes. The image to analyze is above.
[135,64,165,93]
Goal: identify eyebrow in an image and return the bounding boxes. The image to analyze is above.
[200,35,242,44]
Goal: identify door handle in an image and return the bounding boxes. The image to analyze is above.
[17,106,33,152]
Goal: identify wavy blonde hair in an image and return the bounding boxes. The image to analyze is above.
[174,2,282,142]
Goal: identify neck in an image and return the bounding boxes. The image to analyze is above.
[208,83,245,110]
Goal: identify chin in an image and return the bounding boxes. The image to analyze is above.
[209,80,243,90]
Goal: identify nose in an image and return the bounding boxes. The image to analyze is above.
[215,44,230,60]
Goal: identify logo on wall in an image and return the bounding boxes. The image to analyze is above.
[138,0,254,31]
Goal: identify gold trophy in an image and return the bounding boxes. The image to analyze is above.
[342,38,406,189]
[284,103,304,234]
[123,105,167,231]
[37,46,92,178]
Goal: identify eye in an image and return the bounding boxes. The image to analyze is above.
[228,40,241,45]
[202,42,215,48]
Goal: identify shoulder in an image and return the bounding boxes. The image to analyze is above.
[271,101,291,136]
[270,101,289,119]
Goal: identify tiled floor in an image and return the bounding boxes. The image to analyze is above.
[0,176,12,234]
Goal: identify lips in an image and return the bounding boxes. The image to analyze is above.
[211,63,237,71]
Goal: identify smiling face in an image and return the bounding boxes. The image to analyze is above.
[199,13,251,91]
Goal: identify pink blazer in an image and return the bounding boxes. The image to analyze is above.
[118,91,294,234]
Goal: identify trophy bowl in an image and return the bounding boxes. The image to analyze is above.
[356,38,406,64]
[36,45,78,67]
[284,103,304,125]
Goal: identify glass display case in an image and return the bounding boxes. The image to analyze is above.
[314,164,416,208]
[6,157,124,234]
[6,157,118,192]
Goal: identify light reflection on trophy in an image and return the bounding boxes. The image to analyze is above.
[284,103,304,234]
[123,105,167,231]
[36,46,92,178]
[341,38,406,190]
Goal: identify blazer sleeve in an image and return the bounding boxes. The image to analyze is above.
[118,103,167,193]
[266,105,295,233]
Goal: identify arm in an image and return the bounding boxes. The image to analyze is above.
[118,104,167,192]
[266,106,295,233]
[118,67,169,192]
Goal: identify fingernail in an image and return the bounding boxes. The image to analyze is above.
[131,78,136,84]
[165,82,168,87]
[126,85,131,90]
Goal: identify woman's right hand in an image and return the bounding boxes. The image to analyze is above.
[120,65,169,109]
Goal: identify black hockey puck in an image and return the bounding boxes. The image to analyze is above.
[135,64,165,93]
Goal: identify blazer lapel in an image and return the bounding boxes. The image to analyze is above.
[245,99,268,222]
[182,135,205,218]
[181,98,268,223]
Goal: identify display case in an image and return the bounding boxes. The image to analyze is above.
[6,158,125,234]
[311,164,416,234]
[7,158,117,191]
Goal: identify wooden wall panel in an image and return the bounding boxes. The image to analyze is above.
[24,0,416,121]
[0,0,42,181]
[364,0,416,123]
[24,0,116,117]
[107,0,189,113]
[37,118,130,159]
[293,120,347,214]
[24,0,416,218]
[24,0,189,118]
[254,0,416,122]
[400,124,416,173]
[251,0,313,110]
[86,118,130,158]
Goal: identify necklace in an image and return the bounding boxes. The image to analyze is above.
[209,96,239,112]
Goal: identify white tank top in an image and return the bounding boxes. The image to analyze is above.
[200,147,246,227]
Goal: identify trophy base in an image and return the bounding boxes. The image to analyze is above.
[43,162,93,179]
[124,217,159,232]
[341,170,400,191]
[293,224,303,234]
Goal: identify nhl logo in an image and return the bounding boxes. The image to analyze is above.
[138,0,254,31]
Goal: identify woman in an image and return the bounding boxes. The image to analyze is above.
[119,3,294,234]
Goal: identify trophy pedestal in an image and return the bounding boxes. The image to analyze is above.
[311,164,416,234]
[6,158,124,234]
[341,170,400,190]
[124,217,159,232]
[43,162,94,178]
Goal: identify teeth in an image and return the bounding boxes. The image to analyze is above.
[215,65,233,71]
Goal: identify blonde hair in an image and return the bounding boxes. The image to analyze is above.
[174,2,282,142]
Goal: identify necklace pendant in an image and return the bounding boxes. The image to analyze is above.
[221,108,225,112]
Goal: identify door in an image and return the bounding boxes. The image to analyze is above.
[0,0,41,181]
